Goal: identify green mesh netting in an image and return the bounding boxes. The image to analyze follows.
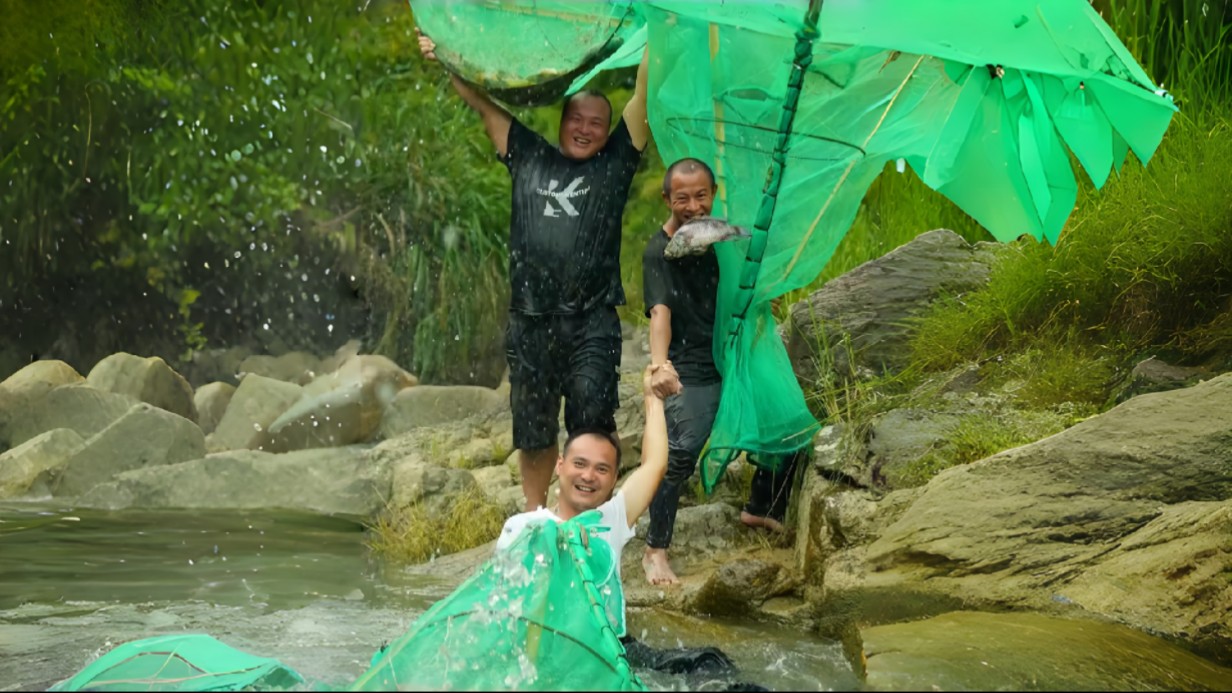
[414,0,1176,493]
[48,634,304,692]
[349,510,644,692]
[408,0,642,106]
[53,514,641,692]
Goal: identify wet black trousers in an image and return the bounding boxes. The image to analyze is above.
[620,636,769,691]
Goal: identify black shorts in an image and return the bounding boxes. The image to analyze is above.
[505,306,622,451]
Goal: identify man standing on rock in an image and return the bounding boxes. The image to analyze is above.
[641,158,801,586]
[416,29,651,513]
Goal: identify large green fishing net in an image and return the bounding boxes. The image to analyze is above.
[409,0,1176,492]
[349,509,643,691]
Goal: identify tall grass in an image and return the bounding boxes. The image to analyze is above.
[909,110,1232,379]
[1092,0,1232,108]
[365,486,507,565]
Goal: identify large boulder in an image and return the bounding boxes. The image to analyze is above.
[785,229,994,384]
[264,355,416,453]
[0,359,84,395]
[825,373,1232,652]
[76,446,388,518]
[380,384,508,437]
[47,403,206,497]
[860,611,1232,691]
[0,428,85,499]
[2,384,137,450]
[0,361,86,449]
[207,374,303,452]
[86,352,197,421]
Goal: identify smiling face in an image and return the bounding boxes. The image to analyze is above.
[558,93,612,161]
[664,165,717,231]
[555,432,620,516]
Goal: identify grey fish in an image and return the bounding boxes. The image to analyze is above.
[663,216,752,260]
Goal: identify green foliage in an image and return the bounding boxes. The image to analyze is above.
[909,111,1232,379]
[1,0,520,382]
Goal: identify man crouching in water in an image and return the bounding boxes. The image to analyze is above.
[495,362,765,689]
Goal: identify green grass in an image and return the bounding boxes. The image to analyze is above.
[365,486,506,565]
[893,411,1069,488]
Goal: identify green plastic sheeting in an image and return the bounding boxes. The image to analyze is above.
[49,634,304,692]
[349,510,644,691]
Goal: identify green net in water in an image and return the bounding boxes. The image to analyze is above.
[349,510,644,691]
[49,634,304,692]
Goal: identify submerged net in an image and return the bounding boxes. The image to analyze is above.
[413,0,1177,492]
[349,509,644,691]
[48,634,304,692]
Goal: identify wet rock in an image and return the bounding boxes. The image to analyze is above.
[861,611,1232,691]
[828,373,1232,651]
[0,359,84,396]
[48,403,206,497]
[391,459,479,515]
[786,229,995,384]
[77,446,384,517]
[207,374,302,452]
[381,384,508,436]
[687,558,784,617]
[0,428,85,499]
[85,352,197,422]
[1062,499,1232,661]
[183,345,252,387]
[0,360,87,451]
[2,384,137,450]
[264,355,416,453]
[193,382,236,436]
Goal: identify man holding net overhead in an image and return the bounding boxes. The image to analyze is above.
[417,28,651,514]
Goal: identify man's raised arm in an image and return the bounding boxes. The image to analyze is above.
[417,27,513,158]
[619,362,676,526]
[623,47,651,152]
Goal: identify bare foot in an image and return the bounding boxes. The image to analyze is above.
[642,548,680,586]
[740,510,785,533]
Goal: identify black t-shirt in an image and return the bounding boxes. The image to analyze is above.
[502,117,641,316]
[642,228,721,385]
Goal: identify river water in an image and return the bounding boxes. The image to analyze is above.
[0,504,857,691]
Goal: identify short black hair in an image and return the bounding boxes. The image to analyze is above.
[561,89,613,128]
[562,427,622,468]
[662,157,717,197]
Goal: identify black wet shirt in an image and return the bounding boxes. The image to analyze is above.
[642,228,721,385]
[502,117,641,315]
